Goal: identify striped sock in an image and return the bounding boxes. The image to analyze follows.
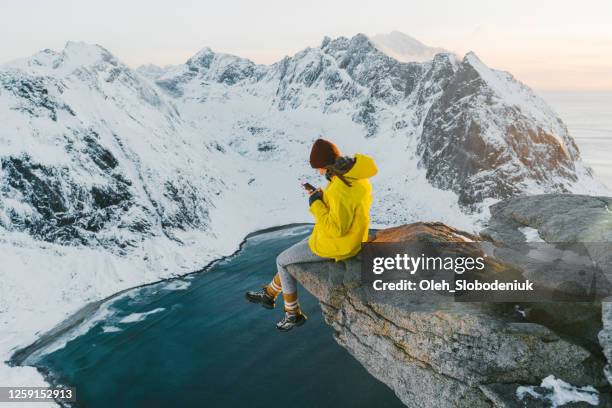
[283,292,301,316]
[265,274,282,299]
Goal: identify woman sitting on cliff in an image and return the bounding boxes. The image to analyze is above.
[246,138,378,331]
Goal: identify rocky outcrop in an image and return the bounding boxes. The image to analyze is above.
[483,194,612,390]
[481,194,612,244]
[288,195,612,407]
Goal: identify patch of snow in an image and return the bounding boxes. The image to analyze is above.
[162,280,191,291]
[101,325,122,333]
[516,375,599,407]
[518,226,545,242]
[463,52,569,148]
[514,304,527,317]
[118,307,165,324]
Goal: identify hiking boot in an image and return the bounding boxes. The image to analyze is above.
[276,312,307,331]
[245,287,275,309]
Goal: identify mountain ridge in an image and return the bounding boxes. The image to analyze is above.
[1,33,603,253]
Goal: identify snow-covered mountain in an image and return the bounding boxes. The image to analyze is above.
[0,34,605,388]
[139,33,598,207]
[370,31,450,62]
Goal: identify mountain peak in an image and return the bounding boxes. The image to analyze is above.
[349,33,375,50]
[63,40,104,51]
[463,51,483,66]
[185,46,257,71]
[370,31,450,62]
[4,41,120,74]
[61,41,116,64]
[352,33,370,42]
[320,33,378,57]
[461,51,506,85]
[185,47,217,71]
[188,46,214,59]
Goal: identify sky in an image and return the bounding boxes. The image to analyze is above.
[1,0,611,90]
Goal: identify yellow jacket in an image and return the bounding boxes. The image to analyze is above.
[308,154,378,260]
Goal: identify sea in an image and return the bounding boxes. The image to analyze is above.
[540,90,612,190]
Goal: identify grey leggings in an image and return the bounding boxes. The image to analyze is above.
[277,238,327,294]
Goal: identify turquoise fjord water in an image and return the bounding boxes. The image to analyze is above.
[32,226,403,408]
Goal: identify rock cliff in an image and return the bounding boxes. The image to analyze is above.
[288,194,612,407]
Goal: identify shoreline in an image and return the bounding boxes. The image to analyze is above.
[8,223,313,388]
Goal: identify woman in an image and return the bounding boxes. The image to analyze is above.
[246,138,378,331]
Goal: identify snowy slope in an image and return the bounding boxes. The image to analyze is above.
[0,34,606,390]
[0,42,301,390]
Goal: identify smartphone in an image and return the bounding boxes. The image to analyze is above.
[302,182,316,192]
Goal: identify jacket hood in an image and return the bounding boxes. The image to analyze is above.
[345,154,378,180]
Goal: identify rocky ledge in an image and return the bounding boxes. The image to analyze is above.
[288,194,612,407]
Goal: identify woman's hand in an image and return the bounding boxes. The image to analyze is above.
[308,188,323,206]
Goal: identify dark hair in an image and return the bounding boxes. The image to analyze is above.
[325,156,355,187]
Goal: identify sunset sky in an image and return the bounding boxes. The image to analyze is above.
[2,0,610,90]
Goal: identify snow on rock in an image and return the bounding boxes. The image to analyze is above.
[418,51,604,206]
[516,375,600,407]
[518,226,545,242]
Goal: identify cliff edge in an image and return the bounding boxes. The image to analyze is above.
[288,194,612,407]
